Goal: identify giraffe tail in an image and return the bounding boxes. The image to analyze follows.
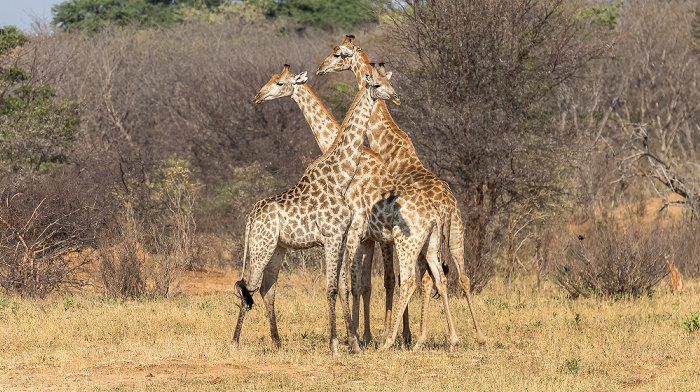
[237,219,254,309]
[440,205,452,276]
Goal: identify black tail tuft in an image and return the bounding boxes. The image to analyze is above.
[236,279,254,310]
[441,262,449,276]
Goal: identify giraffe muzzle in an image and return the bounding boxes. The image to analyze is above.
[391,95,401,106]
[252,93,264,104]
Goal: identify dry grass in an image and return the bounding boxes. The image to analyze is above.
[0,270,699,391]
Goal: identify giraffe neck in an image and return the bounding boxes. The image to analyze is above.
[292,83,339,154]
[351,50,373,89]
[349,50,425,176]
[309,86,373,194]
[367,100,424,175]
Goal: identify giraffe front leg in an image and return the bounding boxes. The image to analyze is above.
[380,242,395,345]
[324,240,342,356]
[379,270,417,352]
[350,240,364,343]
[359,240,375,346]
[342,232,363,354]
[379,238,419,352]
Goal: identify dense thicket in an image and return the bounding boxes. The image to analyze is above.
[52,0,387,32]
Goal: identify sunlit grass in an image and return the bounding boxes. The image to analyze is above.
[0,271,699,391]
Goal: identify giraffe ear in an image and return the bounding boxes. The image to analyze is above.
[339,45,354,57]
[294,71,308,84]
[364,72,372,86]
[385,71,393,80]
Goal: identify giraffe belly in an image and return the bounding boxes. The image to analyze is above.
[278,219,320,250]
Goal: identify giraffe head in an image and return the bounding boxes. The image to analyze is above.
[366,63,400,105]
[316,35,359,76]
[252,64,308,104]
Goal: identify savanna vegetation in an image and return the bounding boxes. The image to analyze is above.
[1,0,700,389]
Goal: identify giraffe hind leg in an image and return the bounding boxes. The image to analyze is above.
[260,246,286,349]
[426,230,460,350]
[231,237,278,349]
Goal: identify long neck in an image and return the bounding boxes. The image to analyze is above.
[368,101,425,176]
[308,87,373,194]
[291,83,339,154]
[350,50,373,89]
[349,51,426,176]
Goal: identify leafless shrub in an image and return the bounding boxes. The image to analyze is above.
[670,223,700,277]
[560,0,700,222]
[283,248,325,273]
[461,221,496,294]
[551,221,670,298]
[0,174,97,297]
[97,236,146,299]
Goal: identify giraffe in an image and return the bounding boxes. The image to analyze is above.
[253,65,434,348]
[317,35,487,347]
[231,65,398,355]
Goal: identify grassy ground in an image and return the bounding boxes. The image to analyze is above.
[0,270,698,391]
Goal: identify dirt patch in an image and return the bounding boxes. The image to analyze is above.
[180,269,240,295]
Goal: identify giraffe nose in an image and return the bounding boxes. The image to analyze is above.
[252,93,263,104]
[391,95,401,106]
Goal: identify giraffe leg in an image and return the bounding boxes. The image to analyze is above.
[413,259,432,351]
[379,262,417,352]
[357,240,375,346]
[379,235,424,352]
[231,239,277,350]
[449,209,487,345]
[324,236,343,356]
[325,231,362,355]
[342,232,363,354]
[350,239,372,345]
[260,246,286,349]
[425,231,459,351]
[380,242,396,345]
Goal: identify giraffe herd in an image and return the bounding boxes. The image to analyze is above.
[232,36,486,355]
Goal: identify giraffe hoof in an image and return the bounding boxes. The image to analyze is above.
[330,338,340,356]
[349,337,363,355]
[378,340,394,352]
[411,343,424,352]
[362,332,373,347]
[231,340,239,351]
[476,332,487,345]
[449,337,460,351]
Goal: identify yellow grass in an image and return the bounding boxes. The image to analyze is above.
[1,270,699,391]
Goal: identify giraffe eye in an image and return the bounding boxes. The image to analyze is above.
[276,82,284,86]
[333,54,341,58]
